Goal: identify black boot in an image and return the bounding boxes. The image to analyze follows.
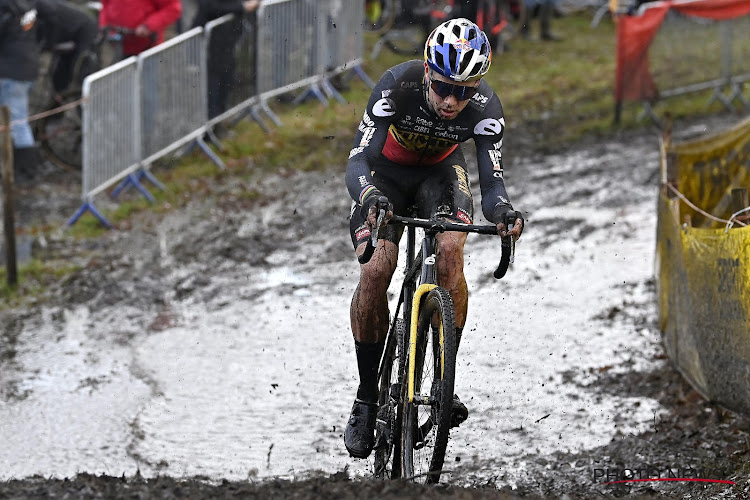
[12,147,40,185]
[540,1,563,41]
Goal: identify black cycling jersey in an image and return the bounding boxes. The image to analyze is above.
[345,59,512,224]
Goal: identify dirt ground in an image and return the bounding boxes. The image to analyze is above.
[2,110,750,499]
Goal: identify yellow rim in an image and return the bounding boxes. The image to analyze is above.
[408,284,437,403]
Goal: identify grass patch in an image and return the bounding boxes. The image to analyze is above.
[0,259,81,307]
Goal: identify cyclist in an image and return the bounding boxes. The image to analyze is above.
[344,18,524,459]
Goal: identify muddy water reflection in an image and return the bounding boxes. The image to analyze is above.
[0,133,668,484]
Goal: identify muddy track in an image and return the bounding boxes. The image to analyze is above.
[1,112,749,499]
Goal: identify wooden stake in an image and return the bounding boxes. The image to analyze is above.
[1,106,17,288]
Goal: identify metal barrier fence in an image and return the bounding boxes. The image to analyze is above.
[81,58,139,198]
[256,0,319,97]
[615,0,750,125]
[140,28,206,164]
[69,1,371,228]
[648,12,750,114]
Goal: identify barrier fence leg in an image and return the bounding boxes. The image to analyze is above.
[321,78,347,105]
[353,65,375,89]
[205,127,225,152]
[140,168,167,192]
[195,135,226,169]
[111,170,164,203]
[259,101,282,128]
[67,199,113,229]
[293,83,328,106]
[249,106,273,133]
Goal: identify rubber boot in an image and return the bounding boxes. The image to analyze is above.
[540,1,562,41]
[12,146,40,186]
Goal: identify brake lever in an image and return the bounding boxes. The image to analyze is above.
[357,196,390,265]
[494,211,518,279]
[371,204,386,248]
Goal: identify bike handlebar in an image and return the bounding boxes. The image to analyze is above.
[357,201,518,280]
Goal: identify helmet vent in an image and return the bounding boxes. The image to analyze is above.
[449,47,457,71]
[436,32,444,45]
[452,24,461,37]
[470,62,483,78]
[435,51,445,71]
[468,28,477,40]
[459,54,472,76]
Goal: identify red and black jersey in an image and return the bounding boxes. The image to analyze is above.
[345,60,511,224]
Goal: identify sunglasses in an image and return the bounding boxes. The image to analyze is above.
[428,77,479,101]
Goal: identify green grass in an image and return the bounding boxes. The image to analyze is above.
[0,259,81,305]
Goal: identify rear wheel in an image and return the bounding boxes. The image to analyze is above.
[36,88,83,171]
[400,287,456,483]
[373,318,405,479]
[364,0,398,35]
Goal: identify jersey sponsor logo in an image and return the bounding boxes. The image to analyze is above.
[435,129,459,140]
[373,98,396,117]
[494,139,503,149]
[453,165,472,198]
[472,93,489,105]
[362,112,374,127]
[355,227,371,241]
[493,172,503,178]
[489,149,502,169]
[456,208,472,225]
[349,146,365,158]
[400,81,421,89]
[474,118,504,136]
[360,127,375,147]
[358,175,368,187]
[389,125,456,155]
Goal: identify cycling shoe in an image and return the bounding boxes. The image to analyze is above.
[344,399,378,458]
[450,394,469,428]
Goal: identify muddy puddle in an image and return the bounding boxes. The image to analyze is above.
[1,115,748,499]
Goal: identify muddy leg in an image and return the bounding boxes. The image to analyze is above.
[350,240,398,401]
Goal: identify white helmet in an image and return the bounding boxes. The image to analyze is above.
[424,18,492,82]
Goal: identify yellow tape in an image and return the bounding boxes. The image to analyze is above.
[657,115,750,416]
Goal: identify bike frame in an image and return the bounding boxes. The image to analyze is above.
[371,212,516,480]
[381,215,508,404]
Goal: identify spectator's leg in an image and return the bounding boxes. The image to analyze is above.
[52,53,75,95]
[207,70,223,119]
[0,79,36,148]
[0,79,40,182]
[540,0,562,40]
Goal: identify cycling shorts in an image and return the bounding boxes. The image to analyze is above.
[349,147,474,249]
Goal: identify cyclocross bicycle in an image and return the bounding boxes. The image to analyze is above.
[358,197,517,483]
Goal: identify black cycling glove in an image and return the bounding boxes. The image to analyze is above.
[493,202,524,236]
[360,190,390,220]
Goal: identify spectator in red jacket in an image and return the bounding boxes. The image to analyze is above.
[99,0,182,57]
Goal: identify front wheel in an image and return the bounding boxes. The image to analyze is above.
[400,287,456,484]
[373,318,405,479]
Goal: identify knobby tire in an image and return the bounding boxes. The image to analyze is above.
[37,88,84,172]
[401,287,456,484]
[374,318,406,479]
